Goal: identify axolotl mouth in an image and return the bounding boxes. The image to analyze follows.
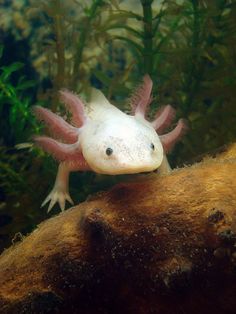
[98,162,162,175]
[88,162,161,175]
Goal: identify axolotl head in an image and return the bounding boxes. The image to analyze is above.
[80,114,163,175]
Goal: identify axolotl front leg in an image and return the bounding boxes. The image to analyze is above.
[42,159,90,212]
[34,135,91,212]
[42,162,74,212]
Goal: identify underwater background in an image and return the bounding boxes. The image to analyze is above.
[0,0,235,252]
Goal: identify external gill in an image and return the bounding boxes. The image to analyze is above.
[131,74,188,155]
[32,105,79,143]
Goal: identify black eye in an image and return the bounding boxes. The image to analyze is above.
[150,143,155,150]
[106,147,113,156]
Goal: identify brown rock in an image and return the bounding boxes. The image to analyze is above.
[0,147,236,313]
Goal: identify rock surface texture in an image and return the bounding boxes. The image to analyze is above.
[0,144,236,314]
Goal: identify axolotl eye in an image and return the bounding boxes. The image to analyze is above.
[150,143,155,150]
[106,147,113,156]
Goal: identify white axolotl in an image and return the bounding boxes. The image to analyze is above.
[33,75,186,212]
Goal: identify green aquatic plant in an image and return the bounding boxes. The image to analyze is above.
[89,0,184,105]
[30,0,109,110]
[167,0,236,164]
[0,146,33,197]
[0,45,45,226]
[0,45,38,144]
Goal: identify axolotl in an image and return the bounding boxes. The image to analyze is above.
[33,75,186,212]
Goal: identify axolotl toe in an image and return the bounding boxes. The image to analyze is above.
[33,75,187,212]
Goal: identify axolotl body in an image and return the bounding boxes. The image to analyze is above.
[33,75,186,212]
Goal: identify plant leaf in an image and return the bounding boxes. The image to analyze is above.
[113,36,143,54]
[104,24,143,38]
[16,80,36,91]
[0,62,24,80]
[93,70,112,86]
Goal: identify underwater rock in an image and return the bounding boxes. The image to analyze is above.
[0,145,236,314]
